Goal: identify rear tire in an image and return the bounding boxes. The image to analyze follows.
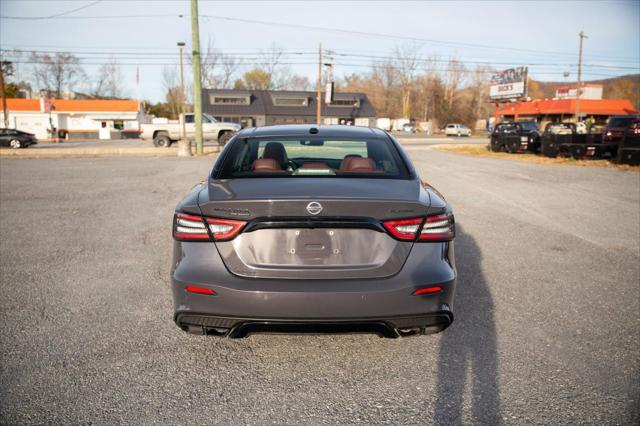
[153,133,172,148]
[9,139,21,149]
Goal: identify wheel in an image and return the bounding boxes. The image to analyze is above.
[9,139,22,149]
[153,134,171,148]
[218,132,233,147]
[457,132,461,137]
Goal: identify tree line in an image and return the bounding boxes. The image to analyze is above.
[3,43,637,127]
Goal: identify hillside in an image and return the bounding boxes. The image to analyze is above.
[528,74,640,109]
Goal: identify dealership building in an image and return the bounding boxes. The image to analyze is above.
[0,98,146,140]
[497,98,638,127]
[202,89,377,128]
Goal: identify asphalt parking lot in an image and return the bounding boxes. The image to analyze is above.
[1,149,638,424]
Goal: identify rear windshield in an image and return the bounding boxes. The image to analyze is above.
[608,117,636,128]
[519,121,538,131]
[217,137,409,179]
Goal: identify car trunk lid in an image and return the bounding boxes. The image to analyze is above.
[199,178,429,279]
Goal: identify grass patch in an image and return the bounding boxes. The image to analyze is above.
[432,144,640,172]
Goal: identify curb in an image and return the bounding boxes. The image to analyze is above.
[0,147,221,158]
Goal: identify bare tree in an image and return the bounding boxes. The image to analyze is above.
[287,74,311,91]
[30,52,85,98]
[199,39,243,89]
[162,66,184,119]
[92,58,125,98]
[200,39,222,88]
[260,44,291,90]
[393,45,419,118]
[444,58,467,111]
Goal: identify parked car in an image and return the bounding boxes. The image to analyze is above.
[617,118,640,165]
[402,123,416,133]
[444,124,471,136]
[140,113,240,147]
[0,128,37,149]
[171,125,456,338]
[603,115,640,144]
[490,121,541,153]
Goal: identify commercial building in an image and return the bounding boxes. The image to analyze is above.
[497,98,638,127]
[202,89,377,128]
[0,98,146,140]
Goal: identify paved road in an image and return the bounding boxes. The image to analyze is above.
[2,135,488,151]
[1,151,638,424]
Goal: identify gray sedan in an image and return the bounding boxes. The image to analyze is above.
[171,125,456,338]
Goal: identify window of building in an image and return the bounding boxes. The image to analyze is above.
[210,95,250,105]
[113,120,124,130]
[273,97,308,107]
[330,99,360,107]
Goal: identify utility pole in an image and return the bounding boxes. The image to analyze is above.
[178,42,186,139]
[191,0,203,155]
[0,61,8,128]
[177,41,191,156]
[575,31,586,123]
[316,43,322,125]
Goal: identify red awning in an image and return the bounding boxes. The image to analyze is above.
[498,99,638,116]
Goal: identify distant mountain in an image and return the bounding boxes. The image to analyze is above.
[528,74,640,109]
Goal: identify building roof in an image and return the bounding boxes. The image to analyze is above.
[2,98,141,113]
[498,98,638,116]
[3,98,41,111]
[203,89,377,118]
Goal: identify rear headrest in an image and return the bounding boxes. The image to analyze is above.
[344,157,377,172]
[262,142,288,168]
[252,158,281,172]
[339,154,362,171]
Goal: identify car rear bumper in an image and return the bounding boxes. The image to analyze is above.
[171,240,456,337]
[175,309,453,338]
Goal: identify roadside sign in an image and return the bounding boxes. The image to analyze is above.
[490,67,528,100]
[325,82,334,104]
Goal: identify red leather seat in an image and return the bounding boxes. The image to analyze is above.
[300,162,330,169]
[339,154,362,171]
[252,158,282,172]
[343,157,378,172]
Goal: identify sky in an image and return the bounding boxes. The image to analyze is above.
[1,0,639,102]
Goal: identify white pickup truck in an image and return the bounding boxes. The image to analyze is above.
[140,113,240,147]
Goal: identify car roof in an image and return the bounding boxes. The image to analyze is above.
[236,124,388,139]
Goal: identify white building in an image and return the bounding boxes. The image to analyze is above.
[1,98,146,140]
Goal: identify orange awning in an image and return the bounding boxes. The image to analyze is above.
[498,99,638,116]
[1,98,141,113]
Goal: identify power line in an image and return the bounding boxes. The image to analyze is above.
[0,13,180,20]
[1,0,103,20]
[200,14,639,62]
[2,48,637,72]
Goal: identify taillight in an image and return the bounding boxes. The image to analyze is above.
[174,213,210,240]
[383,213,454,242]
[419,214,455,241]
[205,217,246,241]
[173,213,246,241]
[382,218,422,241]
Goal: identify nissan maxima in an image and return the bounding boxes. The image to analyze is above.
[171,125,456,338]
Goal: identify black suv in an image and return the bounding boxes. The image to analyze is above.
[489,121,540,153]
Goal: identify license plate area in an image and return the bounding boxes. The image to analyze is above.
[230,228,398,269]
